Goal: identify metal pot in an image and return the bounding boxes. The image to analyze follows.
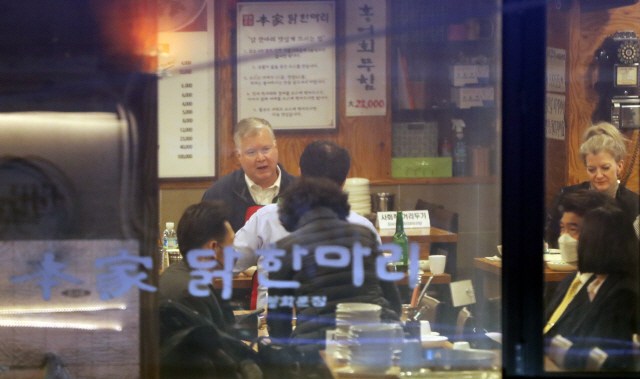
[371,192,395,212]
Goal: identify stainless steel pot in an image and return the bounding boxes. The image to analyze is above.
[371,192,395,212]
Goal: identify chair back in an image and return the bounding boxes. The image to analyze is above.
[415,199,459,279]
[416,295,441,325]
[456,307,473,337]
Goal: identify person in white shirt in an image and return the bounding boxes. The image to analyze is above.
[233,141,380,309]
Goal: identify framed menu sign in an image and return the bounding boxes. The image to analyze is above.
[237,1,337,130]
[158,0,216,179]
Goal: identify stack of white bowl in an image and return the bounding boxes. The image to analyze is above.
[343,178,371,216]
[334,303,381,361]
[348,323,402,373]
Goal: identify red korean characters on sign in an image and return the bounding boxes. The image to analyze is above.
[243,14,254,26]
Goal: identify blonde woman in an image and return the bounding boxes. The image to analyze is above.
[546,122,639,247]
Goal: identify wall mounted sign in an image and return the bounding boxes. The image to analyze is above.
[345,0,387,117]
[546,93,566,140]
[546,47,566,93]
[158,0,216,179]
[237,1,336,130]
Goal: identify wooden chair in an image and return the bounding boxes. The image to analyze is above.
[408,285,450,332]
[415,200,459,279]
[416,295,442,326]
[455,307,474,338]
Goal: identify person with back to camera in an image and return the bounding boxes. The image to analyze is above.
[233,141,381,310]
[202,117,296,232]
[266,177,402,352]
[159,200,237,334]
[546,122,639,248]
[548,203,639,371]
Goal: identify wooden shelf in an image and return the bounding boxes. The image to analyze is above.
[370,176,497,185]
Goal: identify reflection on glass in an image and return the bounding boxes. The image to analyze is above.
[544,1,640,372]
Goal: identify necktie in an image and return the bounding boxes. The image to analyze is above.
[544,275,583,334]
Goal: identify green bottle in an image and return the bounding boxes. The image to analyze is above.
[393,211,409,266]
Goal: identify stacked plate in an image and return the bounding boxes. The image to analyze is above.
[343,178,371,216]
[335,303,381,361]
[347,323,402,373]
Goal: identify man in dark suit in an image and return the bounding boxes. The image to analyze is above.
[544,190,616,338]
[202,118,295,232]
[159,200,237,333]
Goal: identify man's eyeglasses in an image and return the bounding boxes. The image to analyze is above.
[242,145,273,158]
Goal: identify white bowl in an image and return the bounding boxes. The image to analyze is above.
[419,260,430,271]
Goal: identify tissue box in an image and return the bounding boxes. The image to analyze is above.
[392,121,438,158]
[392,158,452,178]
[451,87,495,109]
[449,65,490,87]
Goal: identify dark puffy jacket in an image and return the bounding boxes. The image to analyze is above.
[267,207,402,347]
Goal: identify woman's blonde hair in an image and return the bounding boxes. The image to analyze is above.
[579,122,629,163]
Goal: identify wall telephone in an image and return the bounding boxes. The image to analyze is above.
[594,30,640,129]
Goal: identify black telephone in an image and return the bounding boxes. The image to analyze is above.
[594,30,640,129]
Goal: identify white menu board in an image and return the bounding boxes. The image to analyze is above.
[237,1,336,130]
[158,0,216,179]
[345,0,387,117]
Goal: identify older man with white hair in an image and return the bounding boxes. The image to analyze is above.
[202,117,295,232]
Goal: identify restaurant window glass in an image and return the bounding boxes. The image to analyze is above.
[543,0,640,373]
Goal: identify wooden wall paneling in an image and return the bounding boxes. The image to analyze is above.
[545,4,571,207]
[218,0,242,178]
[566,3,640,194]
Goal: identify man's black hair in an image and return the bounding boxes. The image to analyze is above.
[177,200,230,259]
[278,177,350,232]
[299,141,350,186]
[558,189,615,218]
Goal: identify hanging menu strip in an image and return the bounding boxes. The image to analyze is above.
[345,0,387,117]
[158,0,216,179]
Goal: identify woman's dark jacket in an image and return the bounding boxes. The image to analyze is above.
[267,207,402,346]
[555,275,639,371]
[545,181,639,248]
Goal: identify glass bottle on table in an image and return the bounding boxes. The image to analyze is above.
[393,211,409,267]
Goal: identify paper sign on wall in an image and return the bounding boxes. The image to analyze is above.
[546,93,566,140]
[158,0,216,179]
[546,47,566,93]
[237,1,337,130]
[377,210,430,229]
[345,0,387,117]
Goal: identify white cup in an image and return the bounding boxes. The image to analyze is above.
[429,255,446,275]
[420,320,432,337]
